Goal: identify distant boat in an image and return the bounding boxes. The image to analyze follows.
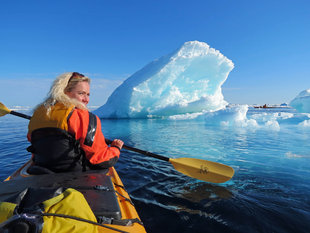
[253,104,277,109]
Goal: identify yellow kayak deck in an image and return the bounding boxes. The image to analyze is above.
[2,161,147,233]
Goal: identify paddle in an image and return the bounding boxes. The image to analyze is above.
[0,102,234,183]
[0,102,31,119]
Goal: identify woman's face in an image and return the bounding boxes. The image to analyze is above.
[66,81,90,106]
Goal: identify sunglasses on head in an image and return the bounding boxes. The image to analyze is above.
[69,72,85,82]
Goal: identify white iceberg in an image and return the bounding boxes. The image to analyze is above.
[290,89,310,113]
[94,41,234,118]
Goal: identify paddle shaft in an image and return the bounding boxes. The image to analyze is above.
[10,111,32,120]
[105,139,169,162]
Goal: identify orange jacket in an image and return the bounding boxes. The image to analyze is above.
[67,108,120,166]
[28,103,120,169]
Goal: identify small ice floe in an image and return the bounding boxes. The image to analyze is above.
[286,152,310,159]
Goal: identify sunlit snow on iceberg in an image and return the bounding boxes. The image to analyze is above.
[94,41,234,118]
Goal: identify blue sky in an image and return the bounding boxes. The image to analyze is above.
[1,0,309,107]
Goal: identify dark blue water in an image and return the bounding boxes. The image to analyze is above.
[1,108,310,233]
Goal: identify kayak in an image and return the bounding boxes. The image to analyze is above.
[0,160,147,233]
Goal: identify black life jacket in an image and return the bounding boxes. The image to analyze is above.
[27,128,84,173]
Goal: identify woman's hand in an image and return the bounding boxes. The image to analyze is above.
[111,139,124,150]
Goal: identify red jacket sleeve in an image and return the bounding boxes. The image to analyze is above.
[67,109,120,168]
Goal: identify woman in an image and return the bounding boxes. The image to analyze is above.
[27,72,123,174]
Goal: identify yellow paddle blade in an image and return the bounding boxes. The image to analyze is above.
[0,102,11,117]
[169,157,234,183]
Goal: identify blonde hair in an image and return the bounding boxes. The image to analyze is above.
[37,72,91,113]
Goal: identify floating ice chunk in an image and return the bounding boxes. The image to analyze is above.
[94,41,234,118]
[290,89,310,113]
[299,119,310,127]
[203,105,259,128]
[265,120,280,131]
[286,152,310,159]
